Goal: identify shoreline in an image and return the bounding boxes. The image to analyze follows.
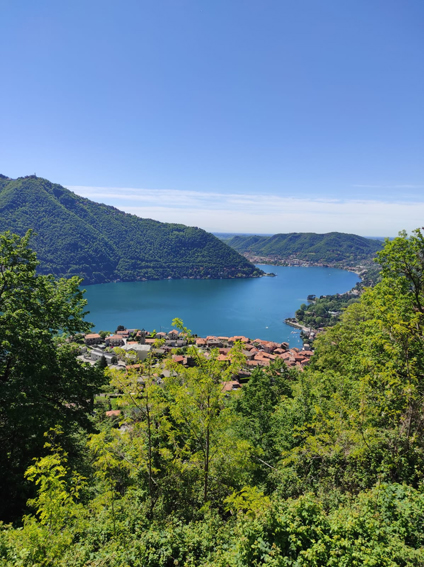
[81,271,275,287]
[82,265,359,347]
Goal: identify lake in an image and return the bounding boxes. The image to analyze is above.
[82,265,360,347]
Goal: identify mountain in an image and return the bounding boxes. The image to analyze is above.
[225,232,383,264]
[0,175,263,284]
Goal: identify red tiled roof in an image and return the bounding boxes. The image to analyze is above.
[105,410,121,417]
[221,381,241,392]
[107,335,123,341]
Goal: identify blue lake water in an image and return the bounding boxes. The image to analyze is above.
[82,265,360,347]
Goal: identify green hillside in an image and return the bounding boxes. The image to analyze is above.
[2,230,424,564]
[0,175,263,284]
[226,231,383,264]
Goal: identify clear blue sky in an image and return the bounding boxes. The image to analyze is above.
[1,0,423,235]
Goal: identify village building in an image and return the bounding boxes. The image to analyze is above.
[84,333,102,345]
[90,349,117,365]
[221,381,242,392]
[121,343,151,361]
[105,335,125,347]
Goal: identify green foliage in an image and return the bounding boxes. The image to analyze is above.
[296,293,360,328]
[214,484,424,566]
[0,231,106,521]
[227,231,383,264]
[278,229,424,496]
[3,229,424,566]
[0,175,263,284]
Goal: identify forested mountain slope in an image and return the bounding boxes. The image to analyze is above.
[2,229,424,565]
[0,174,262,284]
[226,231,383,264]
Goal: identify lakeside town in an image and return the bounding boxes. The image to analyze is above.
[77,327,314,395]
[243,251,372,276]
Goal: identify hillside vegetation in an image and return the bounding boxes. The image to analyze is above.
[2,229,424,566]
[226,231,383,264]
[0,174,262,284]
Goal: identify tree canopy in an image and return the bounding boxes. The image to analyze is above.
[2,229,424,565]
[0,231,105,520]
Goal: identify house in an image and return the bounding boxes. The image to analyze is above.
[116,330,130,338]
[263,342,279,353]
[125,364,142,371]
[105,410,121,418]
[84,333,102,345]
[122,343,151,361]
[105,335,124,347]
[219,348,231,355]
[228,336,249,344]
[242,350,255,360]
[90,349,116,365]
[221,381,241,392]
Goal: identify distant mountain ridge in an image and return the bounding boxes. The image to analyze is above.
[0,175,263,284]
[225,231,383,264]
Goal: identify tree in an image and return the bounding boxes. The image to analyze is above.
[163,320,253,510]
[107,357,170,518]
[97,355,108,369]
[232,362,295,489]
[278,229,424,495]
[0,231,105,521]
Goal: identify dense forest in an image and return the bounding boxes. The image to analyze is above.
[1,229,424,566]
[225,231,383,265]
[293,265,382,333]
[295,292,360,329]
[0,175,263,284]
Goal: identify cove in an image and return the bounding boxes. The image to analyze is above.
[82,265,360,347]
